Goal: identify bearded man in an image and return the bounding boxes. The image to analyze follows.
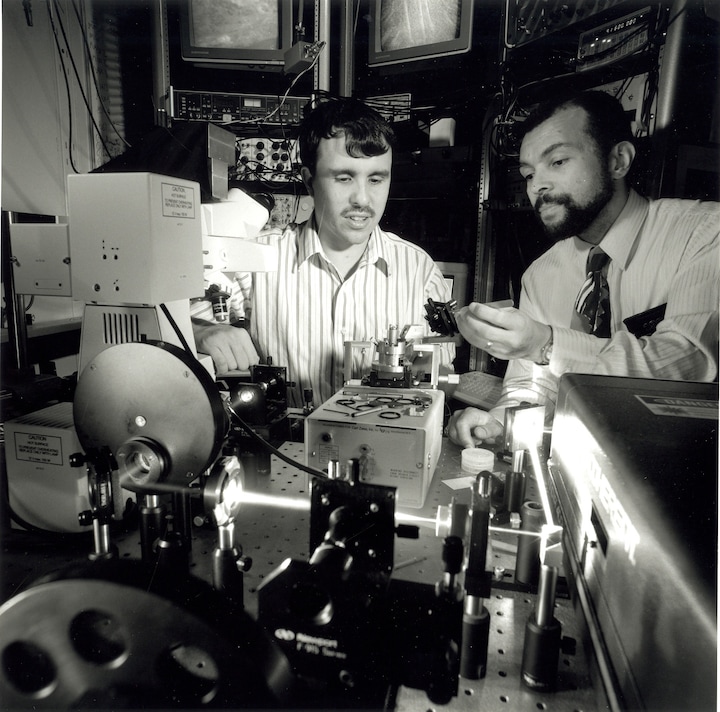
[448,90,719,448]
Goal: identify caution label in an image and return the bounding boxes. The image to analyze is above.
[14,432,64,465]
[635,395,718,420]
[161,182,196,219]
[316,442,340,467]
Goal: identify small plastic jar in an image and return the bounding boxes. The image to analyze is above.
[461,447,495,474]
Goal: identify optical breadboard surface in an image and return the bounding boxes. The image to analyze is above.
[114,441,601,711]
[1,438,602,710]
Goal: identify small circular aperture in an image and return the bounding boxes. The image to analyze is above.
[156,644,220,705]
[2,640,57,696]
[70,609,127,665]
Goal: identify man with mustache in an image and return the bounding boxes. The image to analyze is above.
[449,90,719,448]
[192,97,454,407]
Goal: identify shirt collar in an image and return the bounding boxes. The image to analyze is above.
[296,217,323,267]
[296,216,388,273]
[593,189,649,269]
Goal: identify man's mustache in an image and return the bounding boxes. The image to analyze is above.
[534,194,569,213]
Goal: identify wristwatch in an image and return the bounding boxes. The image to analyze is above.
[535,327,553,366]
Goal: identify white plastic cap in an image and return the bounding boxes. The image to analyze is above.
[461,447,495,474]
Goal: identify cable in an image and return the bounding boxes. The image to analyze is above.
[225,402,328,480]
[234,157,302,185]
[159,303,194,356]
[46,2,79,174]
[222,42,326,128]
[51,0,112,158]
[49,0,113,159]
[120,407,330,494]
[70,0,131,150]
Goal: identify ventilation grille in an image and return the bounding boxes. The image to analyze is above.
[102,311,141,345]
[8,402,74,429]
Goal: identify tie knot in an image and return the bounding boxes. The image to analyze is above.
[587,247,610,274]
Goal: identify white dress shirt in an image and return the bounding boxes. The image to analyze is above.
[492,190,719,422]
[192,217,454,406]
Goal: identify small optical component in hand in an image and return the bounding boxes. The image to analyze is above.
[424,298,459,336]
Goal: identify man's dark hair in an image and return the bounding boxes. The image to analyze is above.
[520,90,634,158]
[299,97,397,176]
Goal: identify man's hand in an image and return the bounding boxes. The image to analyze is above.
[447,407,503,449]
[192,320,260,373]
[454,303,551,362]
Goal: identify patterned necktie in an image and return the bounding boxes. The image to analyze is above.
[574,247,611,337]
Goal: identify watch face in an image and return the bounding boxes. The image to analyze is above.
[536,338,552,366]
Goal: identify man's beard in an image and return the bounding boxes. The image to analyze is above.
[534,170,613,241]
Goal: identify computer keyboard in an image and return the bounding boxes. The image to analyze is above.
[452,371,504,410]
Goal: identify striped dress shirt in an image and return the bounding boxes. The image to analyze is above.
[491,190,720,422]
[192,218,454,406]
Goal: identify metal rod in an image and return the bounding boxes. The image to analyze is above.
[351,406,385,418]
[338,0,354,98]
[536,564,558,627]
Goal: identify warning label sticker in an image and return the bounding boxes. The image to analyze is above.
[14,432,64,465]
[316,443,340,467]
[161,182,195,219]
[635,395,718,420]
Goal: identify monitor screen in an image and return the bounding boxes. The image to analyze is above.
[180,0,293,67]
[368,0,474,68]
[436,261,469,307]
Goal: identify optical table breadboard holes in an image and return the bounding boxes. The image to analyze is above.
[394,446,597,712]
[8,441,599,711]
[229,443,597,712]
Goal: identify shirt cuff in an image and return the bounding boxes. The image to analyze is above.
[550,327,606,375]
